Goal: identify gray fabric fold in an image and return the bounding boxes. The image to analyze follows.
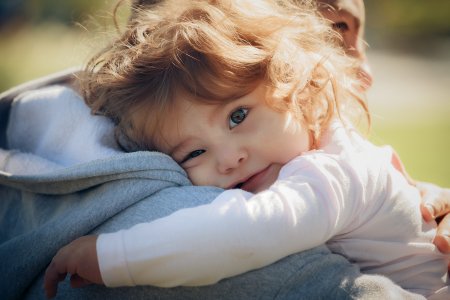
[0,151,190,299]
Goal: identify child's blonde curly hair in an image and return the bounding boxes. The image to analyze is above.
[81,0,368,151]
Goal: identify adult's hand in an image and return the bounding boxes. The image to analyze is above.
[417,182,450,254]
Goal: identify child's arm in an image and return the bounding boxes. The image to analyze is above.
[44,154,361,292]
[390,149,416,185]
[44,150,448,293]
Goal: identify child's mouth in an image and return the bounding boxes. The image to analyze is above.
[234,182,244,189]
[233,165,274,193]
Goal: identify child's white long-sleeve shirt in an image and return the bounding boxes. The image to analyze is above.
[97,122,449,298]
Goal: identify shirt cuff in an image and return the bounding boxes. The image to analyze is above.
[97,231,135,287]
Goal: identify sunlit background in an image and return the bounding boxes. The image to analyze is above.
[0,0,449,186]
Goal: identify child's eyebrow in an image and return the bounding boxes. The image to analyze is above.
[168,138,194,160]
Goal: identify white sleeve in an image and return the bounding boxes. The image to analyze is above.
[97,154,361,287]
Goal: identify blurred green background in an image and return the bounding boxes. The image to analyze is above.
[0,0,449,186]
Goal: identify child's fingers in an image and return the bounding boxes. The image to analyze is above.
[420,202,435,223]
[70,274,92,288]
[43,260,68,299]
[417,182,450,254]
[434,213,450,254]
[43,244,76,298]
[418,182,450,221]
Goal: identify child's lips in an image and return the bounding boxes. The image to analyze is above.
[239,165,274,193]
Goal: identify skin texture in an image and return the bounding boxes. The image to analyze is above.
[44,236,102,298]
[418,182,450,254]
[155,84,311,193]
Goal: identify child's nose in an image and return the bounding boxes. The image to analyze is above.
[217,146,248,174]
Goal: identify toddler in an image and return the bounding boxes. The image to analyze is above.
[44,0,449,298]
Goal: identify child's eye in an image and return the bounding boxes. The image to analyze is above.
[332,22,349,32]
[181,149,205,163]
[229,108,248,129]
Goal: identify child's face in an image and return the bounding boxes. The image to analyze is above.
[155,82,311,193]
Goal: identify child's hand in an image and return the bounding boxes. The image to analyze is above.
[390,150,450,254]
[44,235,103,298]
[417,182,450,254]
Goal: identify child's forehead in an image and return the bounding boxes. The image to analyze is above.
[153,94,223,153]
[171,80,263,111]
